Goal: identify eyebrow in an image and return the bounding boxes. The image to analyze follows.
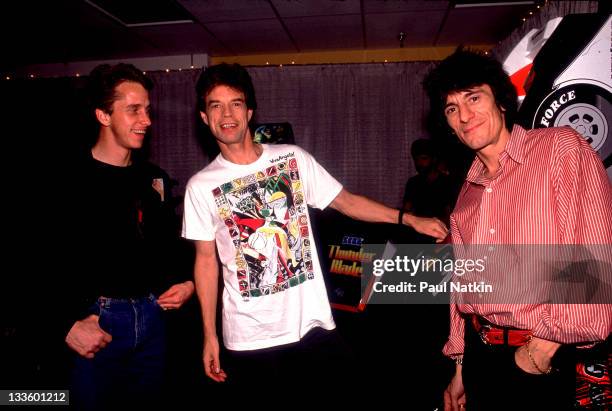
[460,86,484,96]
[126,103,149,109]
[207,98,245,106]
[444,88,482,109]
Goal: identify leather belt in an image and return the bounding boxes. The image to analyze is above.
[471,315,531,347]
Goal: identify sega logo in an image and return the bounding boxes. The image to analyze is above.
[342,236,364,246]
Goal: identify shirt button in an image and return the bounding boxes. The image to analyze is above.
[486,188,493,193]
[490,228,495,234]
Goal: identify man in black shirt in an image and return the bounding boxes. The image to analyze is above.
[64,64,194,410]
[402,139,460,228]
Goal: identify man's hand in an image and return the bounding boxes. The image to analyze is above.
[65,314,112,359]
[405,214,449,242]
[203,336,227,383]
[444,366,466,411]
[514,337,560,374]
[158,280,195,310]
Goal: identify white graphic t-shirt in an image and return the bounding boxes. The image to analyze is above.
[182,144,343,350]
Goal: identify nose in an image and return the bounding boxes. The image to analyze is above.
[222,104,232,117]
[458,104,474,123]
[140,110,151,126]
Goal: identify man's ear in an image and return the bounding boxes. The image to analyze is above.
[498,105,508,128]
[247,109,253,122]
[200,111,209,126]
[95,108,111,126]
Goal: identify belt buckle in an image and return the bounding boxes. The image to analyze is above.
[478,323,492,345]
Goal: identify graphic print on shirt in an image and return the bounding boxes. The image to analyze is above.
[211,155,313,300]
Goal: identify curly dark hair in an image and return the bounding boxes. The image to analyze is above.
[195,63,257,113]
[87,63,152,115]
[423,47,518,133]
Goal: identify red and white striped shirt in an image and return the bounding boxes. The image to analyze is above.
[443,125,612,357]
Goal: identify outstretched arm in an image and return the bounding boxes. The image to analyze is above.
[329,189,448,241]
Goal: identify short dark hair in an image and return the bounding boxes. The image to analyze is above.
[87,63,153,115]
[423,47,518,133]
[195,63,257,112]
[411,138,436,158]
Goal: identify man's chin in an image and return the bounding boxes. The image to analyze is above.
[215,134,246,145]
[130,141,145,150]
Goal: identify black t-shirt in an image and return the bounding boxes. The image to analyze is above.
[402,172,460,222]
[61,153,186,322]
[82,156,174,297]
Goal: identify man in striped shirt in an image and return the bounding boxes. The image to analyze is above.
[424,48,612,411]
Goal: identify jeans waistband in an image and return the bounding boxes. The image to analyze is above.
[97,293,156,308]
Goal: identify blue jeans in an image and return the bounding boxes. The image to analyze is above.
[71,294,166,411]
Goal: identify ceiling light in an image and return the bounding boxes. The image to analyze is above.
[455,1,534,8]
[85,0,193,27]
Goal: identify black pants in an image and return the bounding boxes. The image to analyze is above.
[223,327,355,396]
[462,322,576,411]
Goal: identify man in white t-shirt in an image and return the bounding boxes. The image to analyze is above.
[182,63,448,387]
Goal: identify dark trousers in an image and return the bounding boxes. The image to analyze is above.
[462,321,575,411]
[70,295,166,411]
[223,327,355,396]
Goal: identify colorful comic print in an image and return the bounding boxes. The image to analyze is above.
[211,155,313,300]
[575,354,611,410]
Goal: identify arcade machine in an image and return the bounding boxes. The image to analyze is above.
[253,122,294,145]
[310,207,453,407]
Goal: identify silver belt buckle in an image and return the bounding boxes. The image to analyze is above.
[478,323,492,345]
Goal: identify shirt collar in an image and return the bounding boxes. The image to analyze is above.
[465,124,527,184]
[504,124,527,165]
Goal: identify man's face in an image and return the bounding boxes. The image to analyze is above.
[104,81,151,150]
[201,85,253,147]
[444,84,506,152]
[414,154,434,174]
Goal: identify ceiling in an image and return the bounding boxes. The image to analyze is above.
[1,0,540,71]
